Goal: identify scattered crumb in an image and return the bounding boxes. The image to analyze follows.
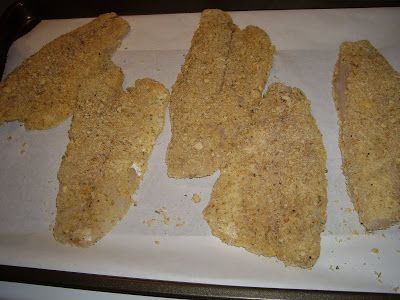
[393,287,399,293]
[346,236,351,240]
[192,193,201,203]
[155,68,160,72]
[329,265,334,271]
[352,230,359,235]
[184,194,188,197]
[344,207,353,214]
[382,233,386,238]
[143,218,156,227]
[20,142,27,154]
[336,266,340,270]
[155,207,171,225]
[371,248,380,254]
[154,240,160,245]
[7,135,12,141]
[48,222,54,231]
[374,271,382,284]
[176,222,185,228]
[335,237,343,243]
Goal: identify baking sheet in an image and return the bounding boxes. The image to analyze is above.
[1,8,400,293]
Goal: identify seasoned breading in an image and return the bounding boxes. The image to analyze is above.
[166,9,237,178]
[0,12,170,246]
[204,83,327,268]
[0,13,129,129]
[333,40,400,230]
[166,9,274,179]
[204,25,275,168]
[54,74,169,247]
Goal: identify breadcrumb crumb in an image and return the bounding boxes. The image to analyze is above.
[192,193,201,203]
[176,222,185,228]
[156,208,171,225]
[143,218,156,227]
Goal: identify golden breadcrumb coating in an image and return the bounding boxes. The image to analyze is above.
[204,83,327,268]
[167,9,274,178]
[54,75,169,247]
[333,40,400,230]
[0,13,129,129]
[0,13,170,246]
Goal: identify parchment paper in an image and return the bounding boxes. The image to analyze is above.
[1,8,399,293]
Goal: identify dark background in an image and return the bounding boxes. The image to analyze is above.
[0,0,14,16]
[2,0,400,18]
